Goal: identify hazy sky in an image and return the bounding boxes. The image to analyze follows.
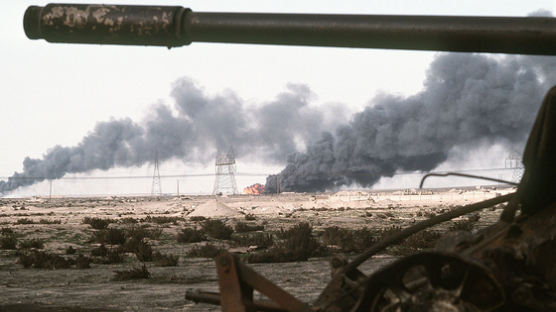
[1,1,554,196]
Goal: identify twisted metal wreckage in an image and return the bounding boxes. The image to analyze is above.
[24,4,556,311]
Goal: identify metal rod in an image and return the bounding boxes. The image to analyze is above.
[344,192,515,272]
[24,4,556,55]
[185,289,288,312]
[419,172,519,189]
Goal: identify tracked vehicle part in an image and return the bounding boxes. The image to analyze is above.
[23,4,556,55]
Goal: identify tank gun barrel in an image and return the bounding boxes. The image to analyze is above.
[24,3,556,55]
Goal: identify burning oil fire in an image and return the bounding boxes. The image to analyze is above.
[243,183,265,195]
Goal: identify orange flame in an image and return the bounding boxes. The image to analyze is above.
[243,183,265,195]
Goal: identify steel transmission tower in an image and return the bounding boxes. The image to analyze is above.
[151,150,162,196]
[213,149,238,195]
[505,152,524,183]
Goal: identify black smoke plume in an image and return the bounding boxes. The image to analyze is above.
[0,79,345,195]
[4,52,556,195]
[266,53,556,193]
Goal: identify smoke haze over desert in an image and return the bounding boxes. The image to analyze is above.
[2,53,554,195]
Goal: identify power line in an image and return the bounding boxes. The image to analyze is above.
[0,167,517,181]
[0,172,271,180]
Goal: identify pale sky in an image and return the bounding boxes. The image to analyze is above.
[1,1,553,196]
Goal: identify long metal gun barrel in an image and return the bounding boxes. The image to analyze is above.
[23,3,556,55]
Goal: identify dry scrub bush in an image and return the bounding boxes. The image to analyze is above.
[201,220,233,240]
[277,222,327,258]
[83,217,113,230]
[134,240,153,262]
[142,215,183,224]
[104,249,125,264]
[38,218,62,224]
[244,214,256,221]
[186,243,223,258]
[65,246,76,255]
[189,216,206,222]
[90,226,160,262]
[18,239,44,249]
[119,217,139,224]
[378,226,441,256]
[18,250,72,269]
[153,252,179,266]
[76,254,91,269]
[123,237,153,262]
[90,245,125,264]
[91,228,126,245]
[91,244,109,257]
[320,227,376,253]
[113,264,150,281]
[0,228,17,250]
[233,233,274,249]
[312,207,329,212]
[176,228,206,243]
[15,218,34,225]
[125,225,162,241]
[1,228,13,235]
[248,222,326,263]
[235,222,264,233]
[0,235,17,250]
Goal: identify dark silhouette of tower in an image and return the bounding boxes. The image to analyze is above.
[213,148,238,195]
[151,150,162,196]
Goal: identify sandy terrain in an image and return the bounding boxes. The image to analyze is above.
[0,187,513,311]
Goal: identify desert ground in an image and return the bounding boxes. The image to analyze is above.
[0,187,513,311]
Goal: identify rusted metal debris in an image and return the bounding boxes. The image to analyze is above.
[23,4,556,311]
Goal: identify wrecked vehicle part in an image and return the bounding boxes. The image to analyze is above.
[313,194,514,312]
[23,4,556,312]
[352,252,505,312]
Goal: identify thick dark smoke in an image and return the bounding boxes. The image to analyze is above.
[3,52,556,195]
[266,53,556,193]
[0,79,343,194]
